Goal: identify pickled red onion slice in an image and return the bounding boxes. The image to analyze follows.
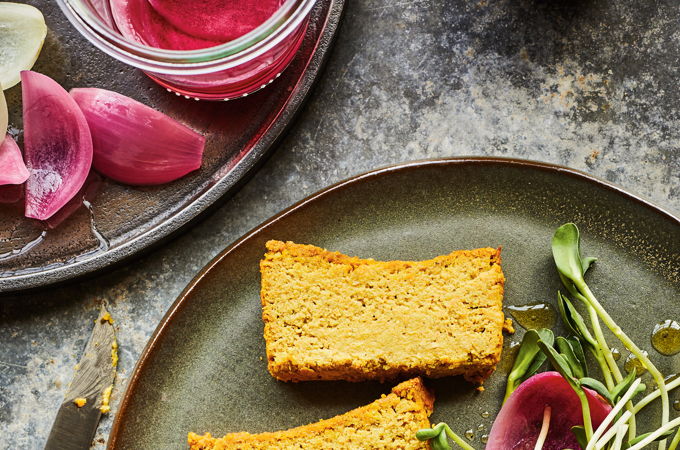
[487,372,612,450]
[0,134,29,185]
[0,184,22,204]
[70,88,205,186]
[21,71,93,220]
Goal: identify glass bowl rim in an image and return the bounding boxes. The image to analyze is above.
[56,0,316,66]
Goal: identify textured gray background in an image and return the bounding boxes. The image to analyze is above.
[1,0,680,448]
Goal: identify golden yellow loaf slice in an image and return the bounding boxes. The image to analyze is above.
[260,241,505,383]
[188,377,434,449]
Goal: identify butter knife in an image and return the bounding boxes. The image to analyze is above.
[44,304,117,450]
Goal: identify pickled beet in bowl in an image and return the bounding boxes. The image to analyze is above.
[57,0,316,100]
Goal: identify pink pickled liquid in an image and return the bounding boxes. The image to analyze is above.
[110,0,286,50]
[107,0,308,100]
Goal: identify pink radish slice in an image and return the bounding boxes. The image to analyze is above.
[147,0,283,42]
[70,88,205,186]
[0,135,29,185]
[487,372,612,450]
[21,71,93,221]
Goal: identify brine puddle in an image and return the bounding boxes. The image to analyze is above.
[83,199,110,256]
[0,200,110,276]
[0,230,47,261]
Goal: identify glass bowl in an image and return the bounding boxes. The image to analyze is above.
[56,0,317,100]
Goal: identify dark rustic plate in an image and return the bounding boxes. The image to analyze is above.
[109,158,680,449]
[0,0,345,293]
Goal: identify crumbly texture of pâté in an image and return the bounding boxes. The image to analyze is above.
[260,241,505,383]
[188,377,434,449]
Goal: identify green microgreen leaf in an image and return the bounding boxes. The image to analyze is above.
[504,329,554,402]
[579,377,614,405]
[416,423,451,450]
[571,425,589,449]
[557,336,587,379]
[558,272,583,301]
[416,423,444,441]
[568,337,588,377]
[538,339,575,381]
[625,429,676,447]
[520,329,555,383]
[634,383,647,398]
[611,369,637,403]
[433,429,452,450]
[552,226,598,309]
[551,223,671,447]
[581,256,597,275]
[552,223,587,287]
[539,338,594,439]
[417,423,475,450]
[520,351,547,383]
[557,292,597,349]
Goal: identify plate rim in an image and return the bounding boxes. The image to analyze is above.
[0,0,347,294]
[107,156,680,448]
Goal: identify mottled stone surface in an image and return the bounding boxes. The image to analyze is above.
[1,0,679,448]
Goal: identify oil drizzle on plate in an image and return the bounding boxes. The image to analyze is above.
[624,351,649,376]
[651,320,680,356]
[506,303,556,330]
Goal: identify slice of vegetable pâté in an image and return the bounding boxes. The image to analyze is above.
[188,377,433,449]
[260,241,506,384]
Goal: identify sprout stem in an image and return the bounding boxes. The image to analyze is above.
[504,379,517,404]
[576,387,594,441]
[585,301,637,439]
[443,424,476,450]
[593,350,615,390]
[587,379,641,450]
[633,376,680,414]
[534,406,551,450]
[612,423,629,450]
[669,429,680,450]
[586,303,622,382]
[627,416,680,450]
[594,410,632,449]
[578,282,668,447]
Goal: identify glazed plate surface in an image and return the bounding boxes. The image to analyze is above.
[0,0,344,292]
[109,158,680,449]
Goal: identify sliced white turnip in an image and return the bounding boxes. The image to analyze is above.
[0,3,47,89]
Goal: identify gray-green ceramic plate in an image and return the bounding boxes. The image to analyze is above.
[109,158,680,449]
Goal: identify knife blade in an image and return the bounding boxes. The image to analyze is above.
[45,304,117,450]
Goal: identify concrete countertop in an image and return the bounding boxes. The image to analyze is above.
[1,0,679,448]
